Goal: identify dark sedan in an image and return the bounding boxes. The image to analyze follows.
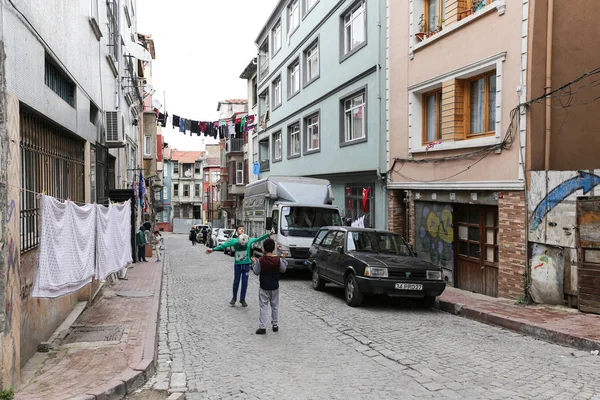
[308,227,446,307]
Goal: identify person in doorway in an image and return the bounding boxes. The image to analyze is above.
[152,230,163,262]
[189,228,197,246]
[136,226,148,262]
[206,224,270,307]
[252,238,287,334]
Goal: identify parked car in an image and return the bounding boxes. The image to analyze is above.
[206,228,220,248]
[216,229,235,248]
[194,225,209,244]
[308,227,446,307]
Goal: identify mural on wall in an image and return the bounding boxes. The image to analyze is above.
[529,170,600,248]
[530,243,564,305]
[415,202,454,283]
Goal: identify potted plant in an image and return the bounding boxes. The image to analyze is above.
[471,0,486,12]
[416,14,426,41]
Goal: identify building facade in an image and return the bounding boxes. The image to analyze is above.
[168,150,205,221]
[203,144,221,226]
[253,0,388,229]
[387,0,525,298]
[240,58,260,185]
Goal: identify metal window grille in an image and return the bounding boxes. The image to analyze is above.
[106,0,119,60]
[44,59,75,107]
[20,106,85,253]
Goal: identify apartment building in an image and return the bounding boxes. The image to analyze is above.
[253,0,387,228]
[169,150,205,222]
[387,0,524,298]
[203,144,221,226]
[240,58,260,185]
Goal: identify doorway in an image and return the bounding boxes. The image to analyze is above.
[454,205,499,297]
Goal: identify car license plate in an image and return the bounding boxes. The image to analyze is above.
[395,283,423,291]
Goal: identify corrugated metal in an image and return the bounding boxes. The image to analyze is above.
[172,218,203,234]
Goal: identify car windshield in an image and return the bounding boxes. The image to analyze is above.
[280,206,342,238]
[346,231,412,256]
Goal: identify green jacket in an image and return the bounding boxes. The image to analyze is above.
[136,230,146,246]
[213,233,270,265]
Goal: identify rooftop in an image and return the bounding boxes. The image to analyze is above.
[170,150,205,164]
[217,99,248,111]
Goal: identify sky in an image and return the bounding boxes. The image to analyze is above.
[137,0,279,151]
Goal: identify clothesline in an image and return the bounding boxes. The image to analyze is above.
[0,181,127,207]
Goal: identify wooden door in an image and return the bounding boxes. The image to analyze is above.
[455,206,499,297]
[576,197,600,314]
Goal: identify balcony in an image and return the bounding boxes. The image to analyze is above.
[260,159,270,172]
[226,138,244,153]
[229,184,244,195]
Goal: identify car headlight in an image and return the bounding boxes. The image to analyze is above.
[426,270,442,280]
[364,266,388,278]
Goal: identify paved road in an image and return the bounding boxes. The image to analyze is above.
[147,234,600,399]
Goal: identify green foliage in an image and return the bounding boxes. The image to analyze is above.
[0,387,15,400]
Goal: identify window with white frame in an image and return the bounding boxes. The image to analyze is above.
[342,0,366,57]
[288,60,300,97]
[183,184,190,197]
[173,183,179,196]
[194,184,201,197]
[304,0,319,14]
[259,39,269,79]
[467,71,496,136]
[272,77,282,109]
[259,89,270,121]
[304,40,319,84]
[423,89,442,143]
[143,136,152,156]
[305,113,320,152]
[194,162,201,174]
[252,136,258,164]
[173,162,179,174]
[236,161,244,185]
[273,131,282,161]
[272,20,282,55]
[342,91,366,143]
[288,0,300,35]
[288,123,300,157]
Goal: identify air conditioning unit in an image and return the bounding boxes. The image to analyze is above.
[105,111,125,148]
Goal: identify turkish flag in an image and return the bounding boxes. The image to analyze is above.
[362,187,370,213]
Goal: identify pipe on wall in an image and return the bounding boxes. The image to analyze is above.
[544,0,554,171]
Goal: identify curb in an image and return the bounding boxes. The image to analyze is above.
[81,260,165,400]
[436,299,600,352]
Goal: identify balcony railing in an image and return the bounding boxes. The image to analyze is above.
[227,138,244,153]
[260,159,270,172]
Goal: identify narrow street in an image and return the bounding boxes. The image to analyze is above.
[151,234,600,399]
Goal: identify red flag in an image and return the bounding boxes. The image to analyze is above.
[362,187,370,213]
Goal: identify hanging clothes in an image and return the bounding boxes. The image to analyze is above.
[227,121,236,137]
[252,161,260,175]
[173,115,180,129]
[241,116,246,132]
[200,122,206,133]
[191,120,200,135]
[179,118,185,133]
[185,119,192,133]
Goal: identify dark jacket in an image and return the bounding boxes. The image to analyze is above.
[252,255,288,291]
[189,230,197,241]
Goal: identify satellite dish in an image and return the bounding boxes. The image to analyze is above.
[144,83,155,95]
[184,170,191,177]
[152,99,163,110]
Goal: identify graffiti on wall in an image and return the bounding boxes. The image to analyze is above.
[415,202,454,281]
[529,170,600,248]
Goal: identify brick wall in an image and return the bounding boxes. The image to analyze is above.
[498,191,527,299]
[387,190,405,236]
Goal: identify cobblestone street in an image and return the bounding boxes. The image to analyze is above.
[149,234,600,400]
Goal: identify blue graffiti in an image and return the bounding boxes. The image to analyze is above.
[531,171,600,230]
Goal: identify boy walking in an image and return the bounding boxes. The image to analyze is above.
[252,238,288,334]
[136,226,148,262]
[206,224,269,307]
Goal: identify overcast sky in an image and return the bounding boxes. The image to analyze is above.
[137,0,278,151]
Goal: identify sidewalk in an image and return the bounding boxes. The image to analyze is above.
[16,255,163,400]
[437,287,600,352]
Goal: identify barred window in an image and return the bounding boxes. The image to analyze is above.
[44,58,75,107]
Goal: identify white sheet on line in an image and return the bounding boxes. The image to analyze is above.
[32,196,97,298]
[96,200,133,281]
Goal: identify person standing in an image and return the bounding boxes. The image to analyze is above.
[206,224,269,307]
[252,238,287,334]
[136,226,148,262]
[189,228,197,246]
[152,230,163,262]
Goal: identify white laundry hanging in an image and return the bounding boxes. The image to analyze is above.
[32,196,97,298]
[96,200,133,281]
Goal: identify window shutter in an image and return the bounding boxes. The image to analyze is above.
[229,161,236,185]
[244,159,249,185]
[441,78,465,141]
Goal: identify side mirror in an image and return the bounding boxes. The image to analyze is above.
[265,217,273,231]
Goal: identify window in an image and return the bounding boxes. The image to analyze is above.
[288,123,301,158]
[252,77,258,106]
[272,77,282,109]
[143,136,152,156]
[194,162,201,174]
[252,135,258,164]
[288,60,300,98]
[466,71,496,136]
[90,102,99,125]
[173,184,179,196]
[304,40,319,85]
[183,184,190,197]
[272,20,282,55]
[288,0,300,35]
[173,163,179,174]
[194,184,201,197]
[425,0,445,32]
[305,113,320,152]
[211,171,219,183]
[182,163,193,177]
[342,0,366,58]
[45,58,75,107]
[273,131,282,161]
[163,186,168,199]
[259,90,270,122]
[422,89,442,143]
[106,0,119,60]
[342,91,366,144]
[236,161,244,185]
[304,0,319,15]
[259,39,269,79]
[345,185,374,228]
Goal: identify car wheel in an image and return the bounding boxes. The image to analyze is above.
[344,273,364,307]
[418,296,436,309]
[312,267,326,291]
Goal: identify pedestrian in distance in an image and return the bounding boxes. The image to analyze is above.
[152,230,163,262]
[206,224,270,307]
[201,226,208,244]
[189,228,197,246]
[136,226,148,262]
[252,238,287,334]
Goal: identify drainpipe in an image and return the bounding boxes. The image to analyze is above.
[375,0,383,227]
[544,0,554,171]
